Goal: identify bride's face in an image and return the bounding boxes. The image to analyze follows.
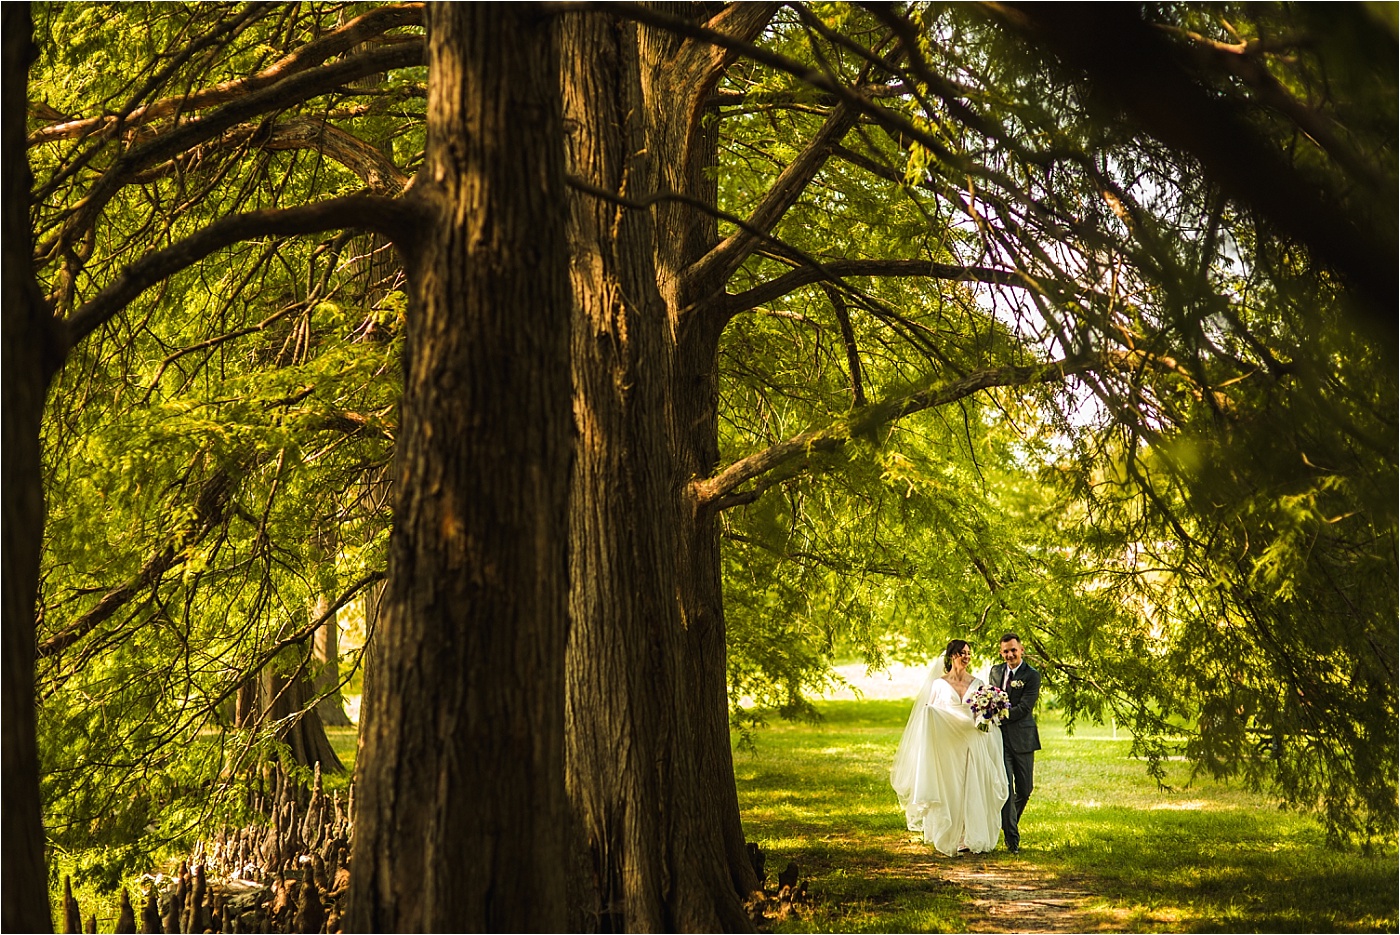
[951,647,971,673]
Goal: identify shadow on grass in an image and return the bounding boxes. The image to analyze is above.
[737,699,1398,933]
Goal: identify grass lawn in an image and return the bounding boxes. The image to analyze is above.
[735,699,1398,933]
[52,709,1396,932]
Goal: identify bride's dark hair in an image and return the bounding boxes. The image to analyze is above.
[943,639,970,672]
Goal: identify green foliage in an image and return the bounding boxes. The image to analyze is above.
[714,1,1397,845]
[29,2,422,881]
[25,0,1396,883]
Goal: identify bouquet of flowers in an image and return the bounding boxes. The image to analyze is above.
[968,685,1011,732]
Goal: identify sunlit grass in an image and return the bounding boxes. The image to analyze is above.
[736,698,1398,933]
[326,725,358,785]
[48,706,1396,932]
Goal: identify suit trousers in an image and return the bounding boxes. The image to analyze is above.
[1001,744,1034,849]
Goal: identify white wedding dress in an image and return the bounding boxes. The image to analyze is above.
[890,670,1009,855]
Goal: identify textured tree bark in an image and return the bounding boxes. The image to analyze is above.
[349,5,573,931]
[232,657,345,772]
[559,10,759,931]
[261,664,346,772]
[652,26,767,912]
[3,9,58,931]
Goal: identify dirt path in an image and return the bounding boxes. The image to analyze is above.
[940,858,1109,933]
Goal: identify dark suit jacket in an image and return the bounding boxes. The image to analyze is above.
[989,661,1042,754]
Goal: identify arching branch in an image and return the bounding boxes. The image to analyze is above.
[693,352,1128,510]
[218,117,409,194]
[38,40,426,262]
[63,194,422,350]
[28,4,425,146]
[721,257,1025,316]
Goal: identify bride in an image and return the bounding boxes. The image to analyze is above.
[890,639,1009,855]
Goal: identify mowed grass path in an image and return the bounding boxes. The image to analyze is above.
[735,699,1397,933]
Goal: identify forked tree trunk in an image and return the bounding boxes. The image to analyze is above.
[349,6,573,930]
[653,43,768,915]
[559,10,761,931]
[2,9,57,931]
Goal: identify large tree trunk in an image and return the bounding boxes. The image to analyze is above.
[653,38,767,912]
[559,11,758,931]
[349,6,573,931]
[3,8,58,931]
[638,7,776,905]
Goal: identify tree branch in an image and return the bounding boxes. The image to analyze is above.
[130,117,411,195]
[693,352,1127,509]
[685,99,861,289]
[1160,24,1393,199]
[981,2,1397,333]
[667,3,780,166]
[63,194,421,350]
[561,2,965,166]
[178,569,388,732]
[27,4,425,146]
[585,1,1393,339]
[722,257,1025,316]
[39,40,425,262]
[37,471,235,660]
[227,117,409,194]
[824,284,866,407]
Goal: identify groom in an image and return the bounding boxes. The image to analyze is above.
[991,632,1040,853]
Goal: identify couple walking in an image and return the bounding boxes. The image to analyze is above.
[889,633,1040,855]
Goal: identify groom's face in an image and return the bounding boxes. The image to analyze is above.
[1000,640,1023,669]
